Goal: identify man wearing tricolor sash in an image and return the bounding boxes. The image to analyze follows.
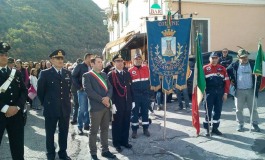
[82,56,116,160]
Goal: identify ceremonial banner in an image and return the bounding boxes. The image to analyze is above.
[147,18,192,91]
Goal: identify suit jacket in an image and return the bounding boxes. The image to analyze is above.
[0,68,27,112]
[72,62,90,90]
[37,67,72,117]
[83,70,113,112]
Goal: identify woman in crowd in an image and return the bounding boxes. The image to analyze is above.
[29,68,41,110]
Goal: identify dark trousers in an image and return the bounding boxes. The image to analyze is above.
[72,91,79,121]
[45,116,70,159]
[112,104,131,147]
[0,111,24,160]
[203,90,224,130]
[131,95,150,131]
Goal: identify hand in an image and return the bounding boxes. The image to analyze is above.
[5,106,19,117]
[223,94,228,101]
[132,102,135,109]
[102,97,110,108]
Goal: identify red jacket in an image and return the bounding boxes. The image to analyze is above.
[203,64,230,94]
[129,65,150,94]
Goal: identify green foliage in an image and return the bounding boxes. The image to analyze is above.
[0,0,108,61]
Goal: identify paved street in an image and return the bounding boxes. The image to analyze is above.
[1,92,265,160]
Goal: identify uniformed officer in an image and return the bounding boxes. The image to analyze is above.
[37,49,72,160]
[108,54,132,153]
[0,42,27,160]
[203,52,230,136]
[129,49,151,138]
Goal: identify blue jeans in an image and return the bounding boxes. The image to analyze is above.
[77,90,90,129]
[175,88,190,109]
[156,91,162,105]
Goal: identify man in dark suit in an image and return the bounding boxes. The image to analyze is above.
[37,49,72,160]
[108,54,132,153]
[83,55,116,160]
[0,42,27,160]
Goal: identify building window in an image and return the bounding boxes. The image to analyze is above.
[191,19,209,54]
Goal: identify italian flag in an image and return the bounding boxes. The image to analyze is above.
[253,42,265,91]
[192,35,206,135]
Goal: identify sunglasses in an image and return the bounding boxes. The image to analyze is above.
[114,60,124,63]
[54,57,64,60]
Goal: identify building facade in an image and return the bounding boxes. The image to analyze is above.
[103,0,265,62]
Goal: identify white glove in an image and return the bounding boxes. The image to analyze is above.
[132,102,135,109]
[112,104,117,114]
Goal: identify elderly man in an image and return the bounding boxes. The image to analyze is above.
[37,49,72,160]
[227,49,261,132]
[203,52,230,136]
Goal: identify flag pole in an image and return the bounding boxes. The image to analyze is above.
[204,93,211,136]
[249,75,257,132]
[163,92,167,140]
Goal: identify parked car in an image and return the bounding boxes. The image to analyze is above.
[187,50,238,96]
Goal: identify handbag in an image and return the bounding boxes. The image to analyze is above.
[23,108,27,126]
[28,85,37,100]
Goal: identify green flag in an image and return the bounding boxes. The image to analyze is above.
[253,43,265,76]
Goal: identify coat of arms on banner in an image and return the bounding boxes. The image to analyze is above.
[147,18,192,92]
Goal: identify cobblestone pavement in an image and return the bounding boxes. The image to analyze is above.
[1,92,265,160]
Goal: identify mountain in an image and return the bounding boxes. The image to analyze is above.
[0,0,108,61]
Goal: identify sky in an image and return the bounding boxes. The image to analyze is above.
[92,0,109,9]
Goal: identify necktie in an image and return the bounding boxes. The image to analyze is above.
[1,68,8,78]
[58,70,61,76]
[1,68,7,73]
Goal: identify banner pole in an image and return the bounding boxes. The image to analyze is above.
[204,93,211,136]
[249,75,257,132]
[163,92,167,140]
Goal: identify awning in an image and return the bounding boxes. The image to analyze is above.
[121,33,147,50]
[105,33,134,50]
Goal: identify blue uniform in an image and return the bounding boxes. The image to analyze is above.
[37,67,72,159]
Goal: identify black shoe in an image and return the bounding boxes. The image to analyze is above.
[131,130,137,139]
[84,125,90,131]
[114,146,122,153]
[143,129,150,137]
[212,129,223,135]
[253,124,261,132]
[70,120,77,125]
[101,151,116,158]
[237,125,244,132]
[91,155,99,160]
[175,107,183,111]
[77,128,84,135]
[59,155,71,160]
[121,143,132,149]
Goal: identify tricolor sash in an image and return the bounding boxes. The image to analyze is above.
[89,70,108,92]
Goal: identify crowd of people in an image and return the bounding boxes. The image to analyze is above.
[0,42,263,160]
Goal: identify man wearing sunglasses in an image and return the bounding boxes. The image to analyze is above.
[37,49,72,160]
[219,48,233,68]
